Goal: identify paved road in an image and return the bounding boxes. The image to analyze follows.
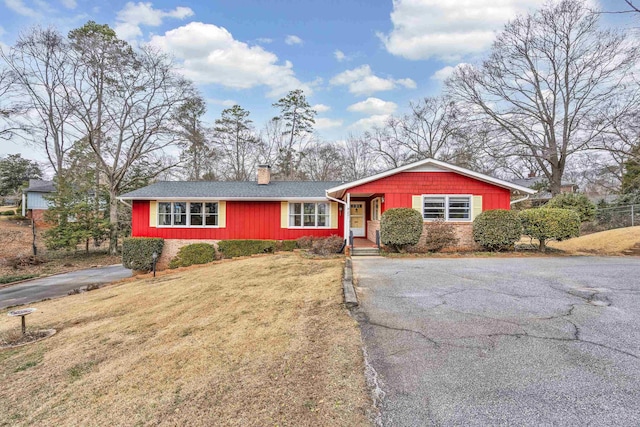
[0,265,132,309]
[353,256,640,426]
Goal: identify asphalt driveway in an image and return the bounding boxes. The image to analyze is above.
[0,265,132,309]
[353,256,640,426]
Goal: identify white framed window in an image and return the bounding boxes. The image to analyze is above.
[289,202,330,228]
[371,197,381,221]
[157,201,219,227]
[422,195,471,221]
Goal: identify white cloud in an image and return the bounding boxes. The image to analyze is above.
[256,37,273,44]
[347,97,398,115]
[315,117,343,130]
[349,114,391,131]
[114,2,194,40]
[150,22,311,97]
[330,65,416,96]
[207,98,237,107]
[312,104,331,113]
[334,49,347,62]
[379,0,544,61]
[4,0,39,17]
[61,0,77,9]
[285,35,303,46]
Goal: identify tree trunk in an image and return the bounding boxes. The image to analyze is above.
[538,238,546,252]
[108,188,119,255]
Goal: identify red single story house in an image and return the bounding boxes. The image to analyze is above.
[118,159,535,262]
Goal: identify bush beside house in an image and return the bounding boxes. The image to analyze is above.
[545,193,596,222]
[122,237,164,271]
[519,208,580,251]
[380,208,424,252]
[473,209,523,251]
[169,243,217,269]
[418,220,459,252]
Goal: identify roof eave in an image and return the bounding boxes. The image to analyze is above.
[117,196,329,202]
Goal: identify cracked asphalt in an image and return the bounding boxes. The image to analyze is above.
[353,256,640,426]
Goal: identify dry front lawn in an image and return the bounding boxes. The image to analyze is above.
[0,253,371,426]
[548,226,640,255]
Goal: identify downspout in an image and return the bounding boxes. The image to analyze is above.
[325,190,349,240]
[510,195,530,206]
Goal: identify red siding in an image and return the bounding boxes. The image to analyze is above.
[131,200,344,240]
[348,172,511,212]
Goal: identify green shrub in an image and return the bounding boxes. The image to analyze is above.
[545,193,596,222]
[473,209,523,251]
[519,208,580,251]
[0,274,37,284]
[8,215,28,221]
[169,243,217,269]
[420,219,458,252]
[310,235,344,255]
[122,237,164,271]
[217,240,276,258]
[277,240,298,251]
[0,209,15,216]
[380,208,424,252]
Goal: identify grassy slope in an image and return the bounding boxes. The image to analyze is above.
[549,226,640,254]
[0,254,371,426]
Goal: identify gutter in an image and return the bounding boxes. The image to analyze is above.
[325,191,347,208]
[510,195,530,206]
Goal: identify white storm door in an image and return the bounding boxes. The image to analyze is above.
[350,202,366,237]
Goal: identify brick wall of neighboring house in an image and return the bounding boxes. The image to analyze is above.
[366,220,380,243]
[157,239,219,270]
[28,209,48,226]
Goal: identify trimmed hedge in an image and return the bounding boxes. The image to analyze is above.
[473,209,523,251]
[519,208,580,251]
[381,208,424,252]
[217,240,276,258]
[277,240,298,252]
[0,209,16,216]
[122,237,164,271]
[169,243,217,269]
[545,193,596,222]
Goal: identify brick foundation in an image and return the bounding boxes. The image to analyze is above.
[157,239,219,270]
[366,220,380,243]
[416,222,481,252]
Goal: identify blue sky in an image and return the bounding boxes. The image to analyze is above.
[0,0,637,164]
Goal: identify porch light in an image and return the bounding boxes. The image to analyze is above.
[381,196,385,203]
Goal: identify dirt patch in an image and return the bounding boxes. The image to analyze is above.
[0,253,372,426]
[0,329,56,349]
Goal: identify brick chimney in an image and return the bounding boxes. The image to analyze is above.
[257,164,271,185]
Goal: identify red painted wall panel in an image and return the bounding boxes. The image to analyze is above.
[131,200,344,240]
[348,172,511,212]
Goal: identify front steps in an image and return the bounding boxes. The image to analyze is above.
[351,247,381,256]
[622,243,640,256]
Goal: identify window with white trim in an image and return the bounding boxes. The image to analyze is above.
[289,202,329,227]
[423,196,471,221]
[158,201,218,227]
[371,198,381,221]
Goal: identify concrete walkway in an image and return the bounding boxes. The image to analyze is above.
[0,265,132,309]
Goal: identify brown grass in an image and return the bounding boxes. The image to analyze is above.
[0,218,120,279]
[548,226,640,255]
[0,253,371,426]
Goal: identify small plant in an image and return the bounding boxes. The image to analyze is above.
[421,219,458,252]
[1,209,16,216]
[295,236,316,249]
[217,240,276,258]
[545,193,596,222]
[8,215,28,221]
[473,209,523,251]
[380,208,424,252]
[122,237,164,271]
[169,243,217,269]
[0,274,38,284]
[6,255,46,270]
[519,208,580,251]
[309,235,344,255]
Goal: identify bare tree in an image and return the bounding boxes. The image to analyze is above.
[300,141,343,181]
[339,134,380,181]
[447,0,640,195]
[173,94,213,181]
[0,66,24,140]
[364,117,411,170]
[1,27,76,173]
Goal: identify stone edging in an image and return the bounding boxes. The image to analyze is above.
[343,257,358,307]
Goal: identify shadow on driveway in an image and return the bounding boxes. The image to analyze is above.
[0,265,132,309]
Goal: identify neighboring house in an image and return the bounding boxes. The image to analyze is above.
[22,179,55,223]
[511,175,578,206]
[119,159,535,263]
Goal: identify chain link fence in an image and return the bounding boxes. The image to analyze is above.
[582,204,640,234]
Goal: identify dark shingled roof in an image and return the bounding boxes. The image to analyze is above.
[119,180,343,200]
[24,179,55,193]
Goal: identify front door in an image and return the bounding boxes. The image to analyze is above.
[350,202,366,237]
